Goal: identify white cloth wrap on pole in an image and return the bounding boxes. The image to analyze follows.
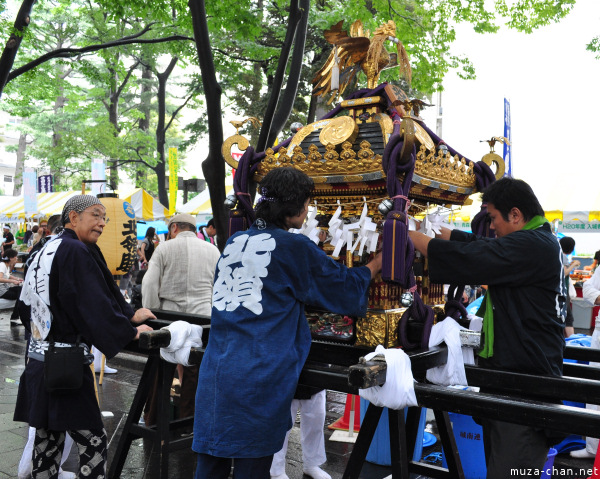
[426,317,474,387]
[358,345,418,410]
[160,320,203,367]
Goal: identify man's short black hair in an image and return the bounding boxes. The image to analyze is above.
[559,236,576,255]
[172,222,195,232]
[481,177,544,222]
[255,167,314,229]
[47,214,62,234]
[207,218,215,229]
[594,250,600,262]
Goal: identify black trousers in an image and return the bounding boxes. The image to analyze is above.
[1,285,21,319]
[482,418,549,478]
[195,453,274,479]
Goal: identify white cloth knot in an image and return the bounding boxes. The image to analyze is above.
[160,320,203,366]
[426,317,474,387]
[358,345,418,410]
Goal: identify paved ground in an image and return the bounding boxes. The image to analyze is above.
[0,308,596,478]
[0,310,393,479]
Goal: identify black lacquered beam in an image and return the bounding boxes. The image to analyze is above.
[348,359,387,389]
[149,309,211,326]
[407,346,449,375]
[298,358,600,436]
[309,341,373,367]
[563,362,600,381]
[346,347,448,389]
[343,356,600,405]
[465,365,600,404]
[138,329,171,349]
[299,361,357,393]
[414,383,600,437]
[138,326,210,351]
[565,345,600,363]
[302,347,449,392]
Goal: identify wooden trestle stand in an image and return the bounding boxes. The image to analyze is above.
[108,309,600,479]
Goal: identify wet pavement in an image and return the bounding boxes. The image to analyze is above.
[0,310,392,479]
[0,308,596,478]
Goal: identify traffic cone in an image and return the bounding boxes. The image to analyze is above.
[328,394,361,432]
[587,446,600,479]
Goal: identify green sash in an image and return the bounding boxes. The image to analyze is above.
[477,215,548,358]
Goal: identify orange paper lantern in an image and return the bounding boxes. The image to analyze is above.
[96,193,137,275]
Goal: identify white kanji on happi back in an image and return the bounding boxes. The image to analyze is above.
[212,233,277,314]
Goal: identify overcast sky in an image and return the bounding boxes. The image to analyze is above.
[421,0,600,212]
[185,3,600,251]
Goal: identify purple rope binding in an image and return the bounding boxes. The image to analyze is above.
[228,138,292,238]
[418,121,498,238]
[444,285,469,326]
[397,292,434,350]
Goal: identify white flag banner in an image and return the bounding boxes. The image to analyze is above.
[23,168,37,215]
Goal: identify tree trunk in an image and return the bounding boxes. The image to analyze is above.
[136,64,152,188]
[189,0,226,251]
[255,0,304,152]
[306,92,317,124]
[108,90,119,188]
[13,132,27,196]
[51,72,67,189]
[0,0,36,98]
[155,57,178,209]
[266,0,310,148]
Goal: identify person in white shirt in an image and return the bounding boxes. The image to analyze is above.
[571,266,600,459]
[0,248,23,319]
[142,213,220,425]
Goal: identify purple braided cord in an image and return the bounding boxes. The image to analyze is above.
[418,120,496,193]
[444,285,468,322]
[232,138,293,232]
[397,292,435,350]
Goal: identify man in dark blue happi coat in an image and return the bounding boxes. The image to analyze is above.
[193,168,382,479]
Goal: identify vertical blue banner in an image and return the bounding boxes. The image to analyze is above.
[37,174,53,193]
[503,98,512,177]
[23,168,38,215]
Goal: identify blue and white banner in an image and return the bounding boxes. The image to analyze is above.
[91,159,106,196]
[37,174,53,193]
[23,168,38,215]
[503,98,512,177]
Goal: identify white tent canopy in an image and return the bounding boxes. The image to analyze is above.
[122,188,170,221]
[0,189,169,223]
[178,184,234,216]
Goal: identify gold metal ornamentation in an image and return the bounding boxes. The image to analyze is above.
[312,19,411,103]
[411,122,435,151]
[341,97,382,108]
[480,136,507,179]
[481,152,505,179]
[319,116,358,146]
[222,117,262,169]
[257,138,383,178]
[222,134,249,170]
[355,309,406,348]
[288,119,333,152]
[415,144,476,188]
[371,113,393,145]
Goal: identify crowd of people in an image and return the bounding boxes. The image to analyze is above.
[6,170,600,478]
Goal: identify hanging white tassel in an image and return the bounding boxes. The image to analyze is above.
[331,46,340,91]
